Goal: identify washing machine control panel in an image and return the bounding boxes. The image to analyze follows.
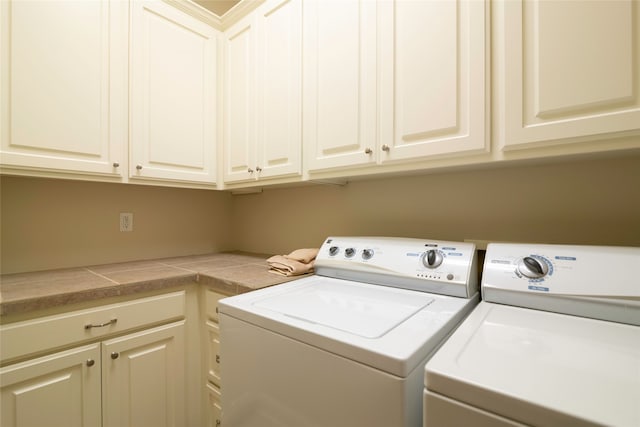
[315,237,478,298]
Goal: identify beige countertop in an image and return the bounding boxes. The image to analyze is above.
[0,252,301,317]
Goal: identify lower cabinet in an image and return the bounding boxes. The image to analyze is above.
[203,289,225,426]
[102,321,185,427]
[0,321,185,427]
[0,290,188,427]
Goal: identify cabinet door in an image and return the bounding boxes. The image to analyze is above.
[379,0,488,162]
[102,321,185,427]
[205,320,221,387]
[130,1,218,185]
[206,383,222,427]
[223,14,257,183]
[303,0,378,171]
[0,344,101,427]
[0,0,127,177]
[498,0,640,150]
[255,0,302,179]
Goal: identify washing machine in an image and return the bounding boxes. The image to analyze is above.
[424,243,640,427]
[219,236,480,426]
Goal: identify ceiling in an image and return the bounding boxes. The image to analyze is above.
[193,0,241,16]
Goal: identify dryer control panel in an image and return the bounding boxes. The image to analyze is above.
[482,243,640,325]
[315,236,478,298]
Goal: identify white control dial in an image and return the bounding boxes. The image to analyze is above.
[517,256,549,279]
[421,249,443,269]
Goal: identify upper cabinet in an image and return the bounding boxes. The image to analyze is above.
[130,0,219,185]
[304,0,488,173]
[223,0,302,184]
[378,0,488,163]
[496,0,640,151]
[303,0,378,171]
[0,0,128,177]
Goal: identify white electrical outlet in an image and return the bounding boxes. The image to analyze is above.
[120,213,133,232]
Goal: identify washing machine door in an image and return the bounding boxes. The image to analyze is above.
[252,276,434,338]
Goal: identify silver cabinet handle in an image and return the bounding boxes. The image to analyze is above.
[248,168,254,173]
[86,359,95,367]
[364,148,372,154]
[85,318,117,330]
[113,162,120,168]
[111,352,120,360]
[136,164,143,170]
[256,166,262,172]
[381,144,390,152]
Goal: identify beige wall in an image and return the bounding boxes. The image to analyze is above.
[1,154,639,274]
[0,177,233,274]
[230,154,640,254]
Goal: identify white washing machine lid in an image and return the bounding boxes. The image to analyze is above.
[425,301,640,427]
[220,275,478,377]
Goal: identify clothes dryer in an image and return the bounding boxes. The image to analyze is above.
[424,243,640,427]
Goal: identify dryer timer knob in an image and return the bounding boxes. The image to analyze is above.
[517,256,549,279]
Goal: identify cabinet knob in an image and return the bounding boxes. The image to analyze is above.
[112,162,120,168]
[364,148,372,155]
[111,352,120,360]
[86,359,95,367]
[256,166,262,172]
[248,168,254,173]
[381,144,390,152]
[216,354,220,364]
[136,164,143,170]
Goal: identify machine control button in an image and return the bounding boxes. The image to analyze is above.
[518,256,549,279]
[345,248,356,258]
[329,246,339,256]
[447,274,454,280]
[362,249,374,260]
[422,249,443,268]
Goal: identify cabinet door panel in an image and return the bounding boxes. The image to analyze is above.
[0,344,101,427]
[130,1,218,184]
[256,0,302,179]
[500,0,640,149]
[380,0,488,162]
[102,321,185,427]
[0,0,126,176]
[224,15,256,183]
[304,0,378,171]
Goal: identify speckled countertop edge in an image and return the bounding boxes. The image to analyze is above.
[0,252,304,317]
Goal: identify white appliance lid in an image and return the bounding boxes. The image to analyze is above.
[220,275,477,377]
[253,280,434,338]
[425,302,640,427]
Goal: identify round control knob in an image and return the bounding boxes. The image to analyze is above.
[345,248,356,258]
[517,256,549,279]
[362,249,374,260]
[329,246,339,256]
[422,249,443,269]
